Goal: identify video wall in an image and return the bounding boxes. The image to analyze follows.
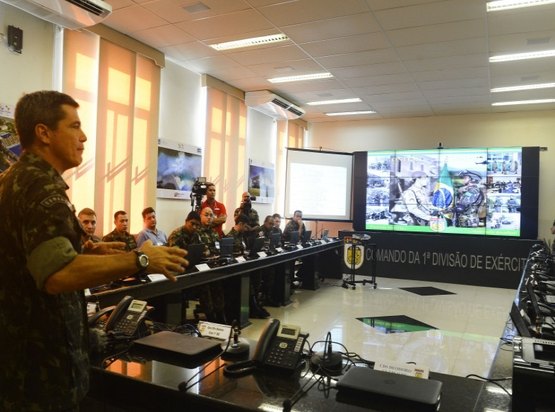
[352,147,539,239]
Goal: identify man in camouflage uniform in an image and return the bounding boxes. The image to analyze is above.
[102,210,137,250]
[283,210,306,242]
[225,213,249,254]
[0,91,187,411]
[78,207,102,245]
[167,210,202,249]
[196,206,227,323]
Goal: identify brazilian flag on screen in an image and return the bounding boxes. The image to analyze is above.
[432,163,453,209]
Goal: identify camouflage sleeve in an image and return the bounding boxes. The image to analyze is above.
[27,236,78,290]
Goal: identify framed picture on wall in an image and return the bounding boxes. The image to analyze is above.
[156,138,202,200]
[0,102,20,172]
[248,159,274,204]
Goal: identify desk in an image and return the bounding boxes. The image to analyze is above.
[88,345,486,412]
[89,240,342,327]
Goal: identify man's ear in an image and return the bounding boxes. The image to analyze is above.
[35,124,52,145]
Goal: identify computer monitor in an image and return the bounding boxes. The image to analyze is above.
[247,237,265,258]
[289,230,299,245]
[269,232,282,251]
[219,237,234,259]
[302,230,312,245]
[185,243,205,271]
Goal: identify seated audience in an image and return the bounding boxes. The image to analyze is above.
[102,210,137,251]
[136,207,168,247]
[168,211,202,249]
[77,207,101,245]
[283,210,306,242]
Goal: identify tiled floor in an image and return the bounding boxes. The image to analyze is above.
[241,276,516,378]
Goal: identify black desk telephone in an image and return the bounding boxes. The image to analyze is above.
[88,295,150,338]
[224,319,308,377]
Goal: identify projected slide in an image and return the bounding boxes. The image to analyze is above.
[362,147,529,237]
[285,148,353,221]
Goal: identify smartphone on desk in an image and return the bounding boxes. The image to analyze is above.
[88,295,150,338]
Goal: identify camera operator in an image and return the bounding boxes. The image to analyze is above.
[201,182,227,238]
[191,177,208,212]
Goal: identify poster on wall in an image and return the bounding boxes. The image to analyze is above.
[0,102,20,172]
[248,159,274,204]
[156,138,202,200]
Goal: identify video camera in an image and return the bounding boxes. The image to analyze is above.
[191,177,208,211]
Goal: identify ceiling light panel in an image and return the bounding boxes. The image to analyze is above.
[268,73,333,83]
[306,98,362,105]
[491,82,555,92]
[209,34,289,51]
[492,98,555,105]
[487,0,555,12]
[489,49,555,62]
[325,110,376,116]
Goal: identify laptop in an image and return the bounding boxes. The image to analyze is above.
[132,331,221,367]
[336,367,442,412]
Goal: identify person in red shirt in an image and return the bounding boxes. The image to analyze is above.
[201,182,227,238]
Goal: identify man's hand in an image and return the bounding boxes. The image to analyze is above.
[83,240,126,255]
[140,240,188,282]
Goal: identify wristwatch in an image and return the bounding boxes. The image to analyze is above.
[134,250,149,270]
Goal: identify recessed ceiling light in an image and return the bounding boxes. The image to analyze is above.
[268,73,333,83]
[325,110,376,116]
[306,98,362,106]
[491,82,555,92]
[209,34,288,51]
[487,0,555,12]
[489,49,555,62]
[492,98,555,106]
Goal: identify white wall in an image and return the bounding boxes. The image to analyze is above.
[155,59,204,234]
[245,107,277,226]
[307,110,555,240]
[0,3,55,103]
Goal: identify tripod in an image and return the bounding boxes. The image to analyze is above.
[342,237,377,290]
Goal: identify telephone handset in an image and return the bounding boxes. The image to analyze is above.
[254,319,307,371]
[88,295,149,337]
[224,319,307,377]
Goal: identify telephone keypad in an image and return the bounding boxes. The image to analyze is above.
[265,337,304,369]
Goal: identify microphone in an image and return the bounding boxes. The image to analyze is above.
[221,320,249,360]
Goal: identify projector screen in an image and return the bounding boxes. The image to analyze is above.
[285,148,353,221]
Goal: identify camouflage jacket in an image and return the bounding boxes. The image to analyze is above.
[225,227,245,254]
[102,229,137,251]
[198,226,220,255]
[0,152,89,411]
[168,226,201,250]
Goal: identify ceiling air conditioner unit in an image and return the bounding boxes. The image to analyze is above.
[245,90,305,120]
[1,0,112,30]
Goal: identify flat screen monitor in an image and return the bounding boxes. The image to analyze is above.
[289,230,299,245]
[270,232,282,250]
[185,243,205,270]
[219,237,234,258]
[352,146,539,239]
[302,230,312,244]
[248,237,265,258]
